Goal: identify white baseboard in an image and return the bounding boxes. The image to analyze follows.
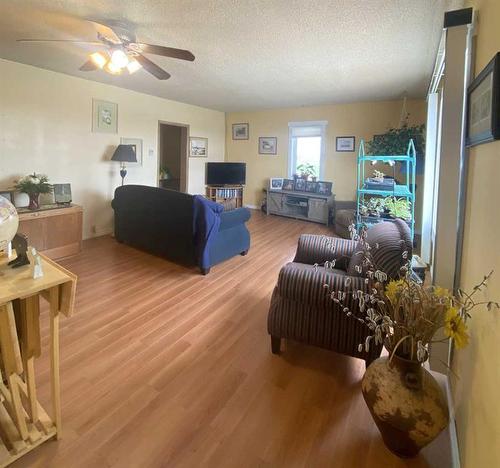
[244,204,259,210]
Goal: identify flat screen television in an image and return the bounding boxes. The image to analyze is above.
[206,162,246,186]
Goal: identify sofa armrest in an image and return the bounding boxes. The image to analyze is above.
[219,207,251,231]
[276,262,368,309]
[293,234,358,270]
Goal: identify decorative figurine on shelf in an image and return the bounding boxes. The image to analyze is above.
[8,233,30,268]
[31,247,43,279]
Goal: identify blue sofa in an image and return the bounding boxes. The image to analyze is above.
[112,185,251,274]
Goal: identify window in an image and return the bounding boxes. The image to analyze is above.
[288,121,327,179]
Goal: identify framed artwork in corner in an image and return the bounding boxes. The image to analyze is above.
[259,137,277,155]
[316,181,333,195]
[120,137,143,166]
[232,123,249,140]
[336,136,356,152]
[189,137,208,157]
[92,99,118,134]
[466,52,500,147]
[282,179,294,191]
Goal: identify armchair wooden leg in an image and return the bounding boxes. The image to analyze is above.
[240,249,249,256]
[271,335,281,355]
[201,267,211,275]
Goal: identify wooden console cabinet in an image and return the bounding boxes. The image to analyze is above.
[266,189,335,226]
[17,205,83,260]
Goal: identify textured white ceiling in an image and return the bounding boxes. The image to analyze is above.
[0,0,464,112]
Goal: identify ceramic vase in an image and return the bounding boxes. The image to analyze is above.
[362,354,449,458]
[28,193,40,210]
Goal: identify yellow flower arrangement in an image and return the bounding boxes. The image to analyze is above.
[325,224,499,363]
[385,280,404,305]
[444,307,469,349]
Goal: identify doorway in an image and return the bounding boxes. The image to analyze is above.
[158,121,189,192]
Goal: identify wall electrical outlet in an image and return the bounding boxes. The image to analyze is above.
[148,148,155,157]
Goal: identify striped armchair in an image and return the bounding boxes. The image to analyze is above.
[267,219,412,366]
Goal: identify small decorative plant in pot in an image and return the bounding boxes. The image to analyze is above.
[383,196,411,221]
[14,173,52,210]
[296,163,316,181]
[324,226,498,458]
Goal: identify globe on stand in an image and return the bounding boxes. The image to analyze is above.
[0,197,19,253]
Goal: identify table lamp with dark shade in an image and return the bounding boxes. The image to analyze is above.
[111,144,137,186]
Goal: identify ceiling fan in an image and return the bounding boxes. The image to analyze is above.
[17,20,195,80]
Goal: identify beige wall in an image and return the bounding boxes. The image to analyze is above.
[0,59,225,239]
[225,100,426,212]
[452,1,500,466]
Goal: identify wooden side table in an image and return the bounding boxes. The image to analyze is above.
[0,252,77,466]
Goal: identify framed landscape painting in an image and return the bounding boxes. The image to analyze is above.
[466,52,500,146]
[259,137,277,155]
[232,123,249,140]
[189,137,208,157]
[336,136,355,152]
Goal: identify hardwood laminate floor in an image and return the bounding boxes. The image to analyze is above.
[14,211,446,468]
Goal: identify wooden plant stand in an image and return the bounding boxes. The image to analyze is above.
[0,252,77,467]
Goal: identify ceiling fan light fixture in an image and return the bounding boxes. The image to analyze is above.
[89,51,107,69]
[111,49,129,68]
[126,59,142,74]
[105,60,122,75]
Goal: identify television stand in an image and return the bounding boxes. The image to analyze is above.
[206,185,244,208]
[265,188,335,226]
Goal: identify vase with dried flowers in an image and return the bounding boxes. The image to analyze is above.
[14,173,52,210]
[323,225,498,458]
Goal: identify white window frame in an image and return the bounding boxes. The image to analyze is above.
[288,121,328,179]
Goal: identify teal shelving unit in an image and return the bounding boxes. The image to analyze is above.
[356,139,416,239]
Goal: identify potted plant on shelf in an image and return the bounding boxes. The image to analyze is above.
[324,227,498,458]
[14,173,52,210]
[384,197,411,221]
[360,198,385,218]
[296,163,316,181]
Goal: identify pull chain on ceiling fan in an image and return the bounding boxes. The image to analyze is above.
[17,20,195,80]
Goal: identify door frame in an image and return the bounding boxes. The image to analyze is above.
[157,120,190,192]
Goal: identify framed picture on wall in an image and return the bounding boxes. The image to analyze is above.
[232,123,249,140]
[189,137,208,157]
[466,52,500,147]
[120,137,143,166]
[259,137,277,154]
[92,99,118,134]
[336,136,355,152]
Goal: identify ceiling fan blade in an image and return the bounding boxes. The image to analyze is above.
[79,59,98,72]
[135,54,171,80]
[17,39,102,45]
[136,43,195,61]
